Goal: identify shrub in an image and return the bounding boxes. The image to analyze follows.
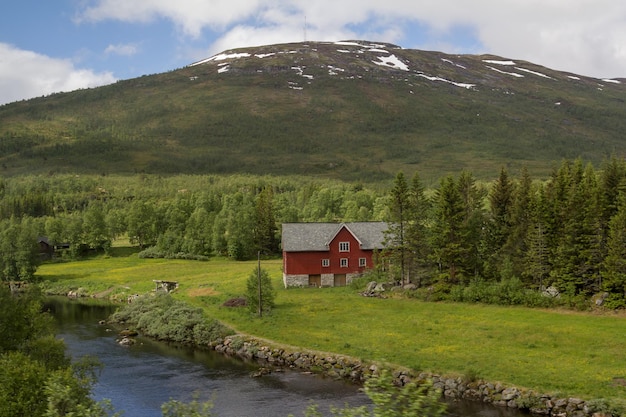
[110,294,233,346]
[447,277,558,308]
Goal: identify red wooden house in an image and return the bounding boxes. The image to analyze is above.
[281,222,388,288]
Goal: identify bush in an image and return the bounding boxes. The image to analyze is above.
[447,277,557,308]
[110,294,233,346]
[138,247,209,261]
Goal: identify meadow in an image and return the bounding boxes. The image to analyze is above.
[37,246,626,405]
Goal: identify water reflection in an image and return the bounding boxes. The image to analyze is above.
[48,298,368,416]
[47,298,525,417]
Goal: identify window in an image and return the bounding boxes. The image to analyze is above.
[359,258,366,267]
[322,259,330,267]
[340,258,348,267]
[339,242,350,252]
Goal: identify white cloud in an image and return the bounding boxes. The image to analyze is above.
[0,43,116,106]
[78,0,626,78]
[104,43,140,56]
[76,0,265,37]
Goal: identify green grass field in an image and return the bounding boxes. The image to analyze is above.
[37,248,626,404]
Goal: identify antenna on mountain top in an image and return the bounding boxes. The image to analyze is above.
[304,15,307,42]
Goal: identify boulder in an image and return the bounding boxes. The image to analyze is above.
[118,336,135,346]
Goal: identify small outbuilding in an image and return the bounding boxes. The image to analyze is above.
[281,222,388,288]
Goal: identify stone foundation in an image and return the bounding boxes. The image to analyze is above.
[283,273,362,288]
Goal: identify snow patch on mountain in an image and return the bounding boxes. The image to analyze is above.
[483,59,516,66]
[487,66,524,78]
[191,52,251,66]
[442,58,467,69]
[515,67,553,79]
[415,73,475,89]
[374,55,409,71]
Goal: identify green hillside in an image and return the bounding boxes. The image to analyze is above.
[1,40,625,181]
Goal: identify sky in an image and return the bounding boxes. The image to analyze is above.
[1,0,625,106]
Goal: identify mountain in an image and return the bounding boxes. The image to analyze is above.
[1,40,625,182]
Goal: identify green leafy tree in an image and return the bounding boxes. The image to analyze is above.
[161,393,213,417]
[246,266,275,316]
[300,370,446,417]
[127,200,161,248]
[82,201,112,253]
[0,351,49,417]
[183,207,214,256]
[0,217,40,282]
[0,287,115,417]
[44,357,118,417]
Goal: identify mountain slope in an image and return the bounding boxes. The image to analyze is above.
[1,40,625,181]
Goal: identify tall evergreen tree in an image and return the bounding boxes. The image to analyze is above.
[254,187,279,256]
[456,171,486,280]
[387,172,410,285]
[507,167,534,277]
[404,172,432,287]
[430,175,468,283]
[522,186,551,288]
[483,167,514,279]
[551,163,602,295]
[602,190,626,307]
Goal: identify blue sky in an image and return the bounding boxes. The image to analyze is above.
[1,0,625,105]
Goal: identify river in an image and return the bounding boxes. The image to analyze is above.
[47,298,525,417]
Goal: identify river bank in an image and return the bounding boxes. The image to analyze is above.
[91,290,613,417]
[209,334,611,417]
[37,255,626,416]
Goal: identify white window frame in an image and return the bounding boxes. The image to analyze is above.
[339,242,350,252]
[359,257,367,267]
[322,259,330,267]
[340,258,349,268]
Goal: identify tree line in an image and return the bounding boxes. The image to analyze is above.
[385,158,626,308]
[1,158,626,307]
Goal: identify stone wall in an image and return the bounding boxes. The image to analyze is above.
[320,273,335,287]
[282,273,308,288]
[213,335,614,417]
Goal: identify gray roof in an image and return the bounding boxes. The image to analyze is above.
[281,222,388,252]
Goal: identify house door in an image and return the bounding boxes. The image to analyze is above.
[308,274,321,287]
[333,274,346,287]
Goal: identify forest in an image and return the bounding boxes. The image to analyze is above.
[1,157,626,308]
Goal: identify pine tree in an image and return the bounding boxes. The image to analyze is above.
[254,187,279,256]
[483,167,515,280]
[602,188,626,307]
[404,172,432,287]
[387,172,410,285]
[551,163,602,295]
[456,171,486,280]
[506,167,533,276]
[430,175,468,283]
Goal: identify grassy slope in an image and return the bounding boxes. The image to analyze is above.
[37,249,626,403]
[1,42,625,182]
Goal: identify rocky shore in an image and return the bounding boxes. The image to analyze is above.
[213,335,613,417]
